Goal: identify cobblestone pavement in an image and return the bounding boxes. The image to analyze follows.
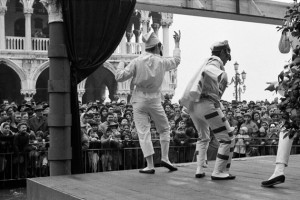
[0,188,26,200]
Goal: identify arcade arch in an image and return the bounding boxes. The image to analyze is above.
[0,62,22,103]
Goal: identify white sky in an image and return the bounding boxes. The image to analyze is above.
[166,0,293,103]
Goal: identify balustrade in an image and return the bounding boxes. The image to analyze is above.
[5,36,25,50]
[32,37,49,51]
[4,36,144,55]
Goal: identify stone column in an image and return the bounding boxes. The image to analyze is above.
[20,89,36,101]
[140,10,150,35]
[120,33,127,54]
[21,0,34,50]
[41,0,72,176]
[161,13,173,57]
[0,0,7,50]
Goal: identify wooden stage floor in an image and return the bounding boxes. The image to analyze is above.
[27,155,300,200]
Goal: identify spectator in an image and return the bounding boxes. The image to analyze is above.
[169,119,177,139]
[93,112,101,124]
[173,107,182,126]
[107,105,114,114]
[99,112,115,134]
[28,105,48,135]
[81,125,90,151]
[0,122,14,179]
[164,104,175,121]
[0,109,7,120]
[252,111,262,128]
[13,122,37,178]
[124,112,133,125]
[86,121,100,173]
[122,131,135,169]
[174,126,190,147]
[241,112,259,135]
[270,110,281,123]
[226,110,238,127]
[5,105,14,117]
[100,107,108,123]
[20,112,29,123]
[233,127,250,158]
[10,112,22,133]
[266,122,279,155]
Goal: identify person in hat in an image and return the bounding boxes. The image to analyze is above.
[180,40,236,180]
[240,112,259,135]
[115,29,181,174]
[28,105,48,134]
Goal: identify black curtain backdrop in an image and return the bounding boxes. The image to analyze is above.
[61,0,136,174]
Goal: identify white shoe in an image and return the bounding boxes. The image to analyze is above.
[211,172,236,180]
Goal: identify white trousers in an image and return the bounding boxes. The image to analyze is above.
[276,131,295,166]
[189,99,234,172]
[133,98,170,158]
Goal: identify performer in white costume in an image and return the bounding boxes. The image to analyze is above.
[261,30,300,187]
[180,41,235,180]
[115,30,181,174]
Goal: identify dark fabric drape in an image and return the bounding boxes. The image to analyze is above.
[61,0,136,174]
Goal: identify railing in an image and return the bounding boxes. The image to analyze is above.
[4,36,144,55]
[5,36,25,50]
[127,42,144,54]
[0,144,195,181]
[1,139,299,182]
[32,37,49,51]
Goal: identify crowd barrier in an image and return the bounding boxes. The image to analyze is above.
[0,138,299,182]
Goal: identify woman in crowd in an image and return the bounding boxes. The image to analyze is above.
[252,111,262,129]
[233,127,250,158]
[0,122,14,179]
[100,107,108,123]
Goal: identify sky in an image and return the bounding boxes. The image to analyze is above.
[165,0,293,103]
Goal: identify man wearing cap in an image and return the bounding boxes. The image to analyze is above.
[28,105,48,134]
[180,40,236,180]
[115,30,181,174]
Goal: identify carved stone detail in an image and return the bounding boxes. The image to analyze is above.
[40,0,63,23]
[20,0,34,14]
[0,0,7,14]
[21,89,36,101]
[140,10,150,24]
[161,13,173,27]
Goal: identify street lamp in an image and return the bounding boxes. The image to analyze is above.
[229,62,247,101]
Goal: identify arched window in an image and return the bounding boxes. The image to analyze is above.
[34,18,43,29]
[33,0,47,15]
[14,18,25,37]
[15,1,23,12]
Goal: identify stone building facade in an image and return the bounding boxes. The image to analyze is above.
[0,0,177,104]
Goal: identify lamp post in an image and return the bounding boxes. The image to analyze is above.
[231,62,246,101]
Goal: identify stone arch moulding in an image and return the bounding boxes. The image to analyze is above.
[0,58,26,82]
[32,61,114,91]
[32,60,49,88]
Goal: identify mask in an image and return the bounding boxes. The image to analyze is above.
[160,50,163,56]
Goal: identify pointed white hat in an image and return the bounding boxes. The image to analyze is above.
[142,32,160,49]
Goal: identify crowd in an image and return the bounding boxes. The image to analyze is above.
[0,97,300,180]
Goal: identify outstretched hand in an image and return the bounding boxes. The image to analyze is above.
[173,30,181,43]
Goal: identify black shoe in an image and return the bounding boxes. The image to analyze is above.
[261,175,285,187]
[139,169,155,174]
[211,174,236,180]
[161,161,178,171]
[195,173,205,178]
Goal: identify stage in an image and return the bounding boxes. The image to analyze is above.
[27,155,300,200]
